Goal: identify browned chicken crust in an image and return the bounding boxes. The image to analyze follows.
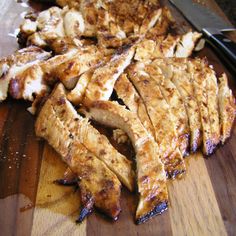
[35,84,123,220]
[126,62,186,178]
[83,100,168,224]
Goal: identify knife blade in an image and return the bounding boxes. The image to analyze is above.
[170,0,236,74]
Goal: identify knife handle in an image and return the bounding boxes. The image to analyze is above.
[203,29,236,74]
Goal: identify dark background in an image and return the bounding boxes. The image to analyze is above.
[215,0,236,26]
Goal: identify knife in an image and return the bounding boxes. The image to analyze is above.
[169,0,236,73]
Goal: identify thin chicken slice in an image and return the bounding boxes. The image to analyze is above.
[127,62,186,177]
[0,47,51,102]
[78,118,135,191]
[51,46,104,89]
[157,58,202,153]
[67,70,94,105]
[218,73,236,143]
[114,74,155,138]
[187,59,214,155]
[83,45,135,106]
[84,100,168,224]
[175,31,202,57]
[205,66,221,147]
[147,60,190,156]
[35,84,122,221]
[46,83,134,190]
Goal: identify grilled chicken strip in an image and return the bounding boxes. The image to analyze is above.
[156,58,202,153]
[147,60,190,156]
[67,70,94,105]
[82,45,135,106]
[20,2,177,49]
[114,74,155,138]
[188,59,217,155]
[205,66,221,147]
[127,62,186,178]
[175,31,202,58]
[0,47,51,102]
[49,45,105,89]
[218,74,236,143]
[84,100,168,224]
[42,83,134,190]
[135,31,201,61]
[35,84,122,220]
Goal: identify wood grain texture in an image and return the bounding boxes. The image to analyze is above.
[0,0,235,236]
[169,154,226,236]
[31,145,86,236]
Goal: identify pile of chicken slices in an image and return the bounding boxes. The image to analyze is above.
[0,0,235,224]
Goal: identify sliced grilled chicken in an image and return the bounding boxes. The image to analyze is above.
[145,7,174,40]
[45,83,134,190]
[67,70,94,105]
[75,118,135,191]
[205,66,221,147]
[40,49,79,84]
[50,46,104,89]
[114,74,155,138]
[147,60,190,156]
[35,84,122,220]
[157,58,202,153]
[135,31,201,62]
[0,47,51,102]
[20,3,174,49]
[127,62,186,177]
[84,100,168,224]
[83,45,135,106]
[134,34,179,61]
[9,63,49,101]
[187,59,214,155]
[218,74,236,143]
[175,31,202,57]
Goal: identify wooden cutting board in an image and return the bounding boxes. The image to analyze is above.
[0,1,235,235]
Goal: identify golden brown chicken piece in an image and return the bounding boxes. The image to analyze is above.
[114,74,155,138]
[38,83,134,190]
[135,31,201,61]
[147,60,190,156]
[20,2,178,49]
[218,74,236,143]
[35,84,122,221]
[127,62,186,178]
[84,100,168,224]
[156,58,202,153]
[187,59,217,155]
[0,46,51,102]
[82,45,135,106]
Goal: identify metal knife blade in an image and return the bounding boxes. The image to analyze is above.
[169,0,235,32]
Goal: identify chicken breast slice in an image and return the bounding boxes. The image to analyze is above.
[0,47,51,102]
[127,62,186,177]
[83,45,135,106]
[35,84,122,221]
[45,83,134,190]
[218,73,236,143]
[157,58,202,153]
[51,46,104,89]
[84,100,168,224]
[67,70,94,105]
[187,59,214,155]
[114,74,155,138]
[147,60,190,156]
[175,31,202,58]
[205,66,221,147]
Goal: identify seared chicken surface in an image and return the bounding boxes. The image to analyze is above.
[35,84,122,220]
[0,0,235,226]
[83,101,168,224]
[126,62,186,178]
